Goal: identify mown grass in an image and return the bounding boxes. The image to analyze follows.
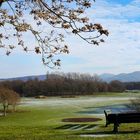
[0,93,140,140]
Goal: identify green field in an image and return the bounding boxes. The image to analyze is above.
[0,92,140,140]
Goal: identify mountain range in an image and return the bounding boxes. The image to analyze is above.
[0,75,46,82]
[1,71,140,82]
[100,71,140,82]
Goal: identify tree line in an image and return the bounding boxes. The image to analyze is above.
[124,82,140,91]
[0,72,125,97]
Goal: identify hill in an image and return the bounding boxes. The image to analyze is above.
[100,71,140,82]
[0,75,46,81]
[1,71,140,82]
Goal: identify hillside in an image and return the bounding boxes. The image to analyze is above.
[100,71,140,82]
[1,71,140,82]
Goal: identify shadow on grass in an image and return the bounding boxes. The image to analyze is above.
[0,109,30,113]
[55,124,97,130]
[80,130,140,135]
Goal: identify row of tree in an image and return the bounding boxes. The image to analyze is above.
[0,73,125,97]
[124,82,140,90]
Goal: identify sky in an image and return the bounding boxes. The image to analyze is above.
[0,0,140,78]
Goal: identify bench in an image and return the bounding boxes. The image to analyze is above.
[104,110,140,133]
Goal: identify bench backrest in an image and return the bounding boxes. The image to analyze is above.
[116,113,140,123]
[104,110,140,125]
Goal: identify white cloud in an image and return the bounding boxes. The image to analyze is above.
[1,0,140,77]
[90,0,140,20]
[58,0,140,74]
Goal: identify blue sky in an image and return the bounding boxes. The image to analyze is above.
[106,0,132,5]
[0,0,140,78]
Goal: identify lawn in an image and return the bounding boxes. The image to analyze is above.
[0,92,140,140]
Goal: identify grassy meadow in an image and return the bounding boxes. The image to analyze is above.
[0,92,140,140]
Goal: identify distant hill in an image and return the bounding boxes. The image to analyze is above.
[1,71,140,82]
[99,73,115,80]
[100,71,140,82]
[0,75,46,82]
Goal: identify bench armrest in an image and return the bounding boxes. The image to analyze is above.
[104,110,111,127]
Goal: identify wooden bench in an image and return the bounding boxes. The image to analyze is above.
[104,110,140,133]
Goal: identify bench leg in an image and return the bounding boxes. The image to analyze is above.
[113,123,119,133]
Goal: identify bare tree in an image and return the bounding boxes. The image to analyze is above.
[128,97,140,112]
[0,87,20,116]
[8,91,20,112]
[0,0,108,67]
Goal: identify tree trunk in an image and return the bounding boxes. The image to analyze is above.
[3,105,6,116]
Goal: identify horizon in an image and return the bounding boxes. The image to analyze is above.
[1,70,140,79]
